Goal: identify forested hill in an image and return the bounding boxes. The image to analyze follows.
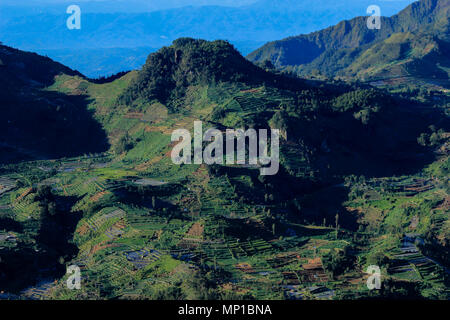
[247,0,450,83]
[117,38,316,112]
[0,37,447,177]
[0,36,448,299]
[113,38,446,179]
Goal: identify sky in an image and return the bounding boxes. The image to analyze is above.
[0,0,259,10]
[0,0,417,15]
[0,0,413,10]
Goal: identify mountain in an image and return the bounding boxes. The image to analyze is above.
[0,0,415,77]
[111,38,446,179]
[0,0,258,14]
[248,0,450,86]
[0,38,448,299]
[0,44,108,163]
[2,37,444,174]
[117,39,313,112]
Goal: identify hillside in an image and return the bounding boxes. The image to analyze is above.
[117,39,317,112]
[0,44,108,163]
[113,39,446,178]
[0,39,449,299]
[248,0,450,86]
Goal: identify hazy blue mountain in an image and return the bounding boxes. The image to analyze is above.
[38,47,157,78]
[0,0,258,14]
[0,0,415,77]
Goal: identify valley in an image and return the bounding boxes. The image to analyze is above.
[0,0,449,300]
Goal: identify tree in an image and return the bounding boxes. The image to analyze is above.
[366,250,389,268]
[114,133,134,154]
[417,133,429,146]
[36,184,52,200]
[48,202,57,216]
[322,247,355,279]
[335,213,339,239]
[261,59,275,71]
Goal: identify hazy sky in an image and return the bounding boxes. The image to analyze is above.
[0,0,415,9]
[0,0,417,13]
[0,0,258,7]
[0,0,260,14]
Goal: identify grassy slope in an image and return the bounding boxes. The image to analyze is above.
[36,63,448,299]
[0,39,448,299]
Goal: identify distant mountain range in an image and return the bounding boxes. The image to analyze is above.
[0,0,258,14]
[38,47,157,78]
[0,0,415,77]
[248,0,450,87]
